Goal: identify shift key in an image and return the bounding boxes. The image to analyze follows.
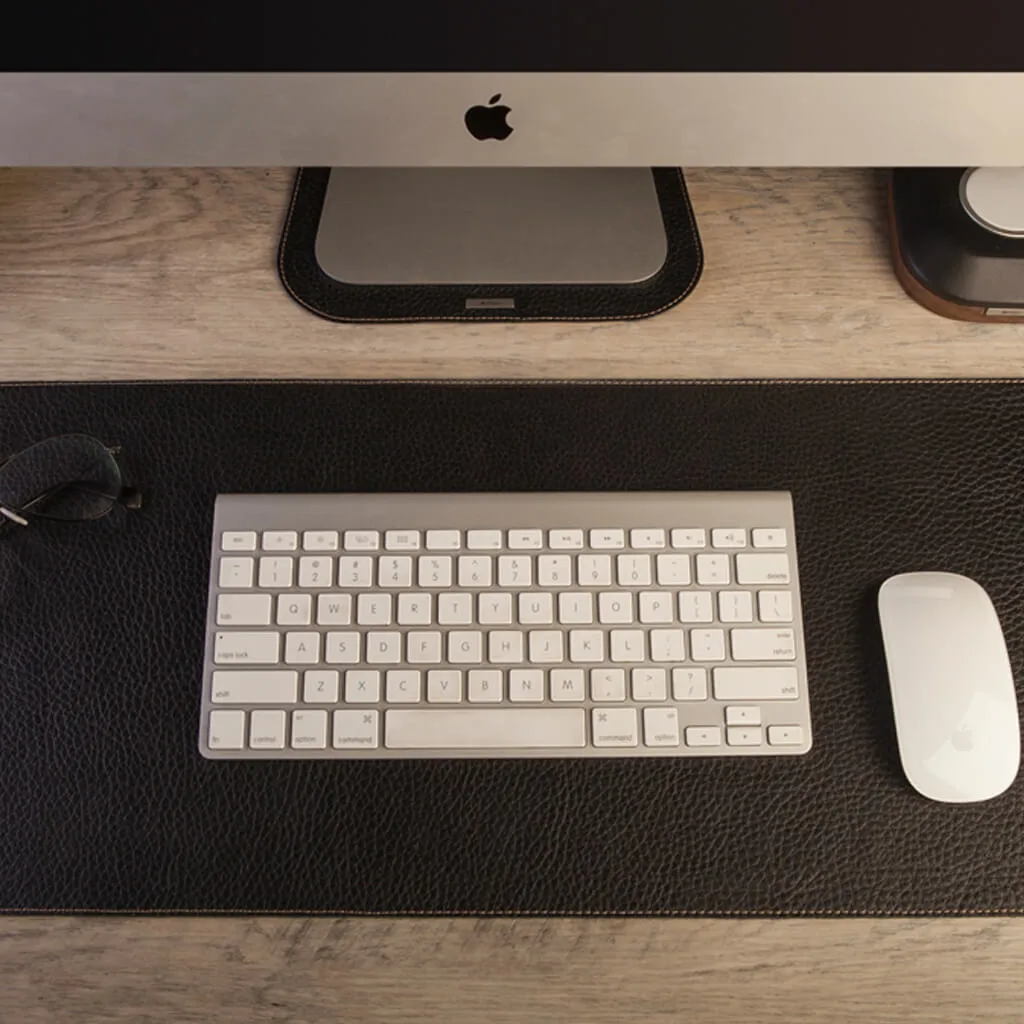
[714,667,799,701]
[211,670,298,703]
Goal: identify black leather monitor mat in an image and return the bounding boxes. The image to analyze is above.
[1,379,1023,917]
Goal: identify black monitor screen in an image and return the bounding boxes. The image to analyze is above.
[5,1,1024,72]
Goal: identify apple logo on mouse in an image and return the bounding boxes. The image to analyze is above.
[951,728,974,752]
[465,94,514,141]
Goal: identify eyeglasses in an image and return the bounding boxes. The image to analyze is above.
[0,433,142,528]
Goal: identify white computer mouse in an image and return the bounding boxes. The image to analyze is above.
[878,572,1021,804]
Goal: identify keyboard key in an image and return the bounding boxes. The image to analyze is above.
[345,670,380,703]
[577,554,612,586]
[712,528,747,548]
[278,593,313,626]
[259,556,294,588]
[590,528,624,549]
[387,670,422,703]
[317,593,352,625]
[406,631,443,664]
[591,668,626,701]
[592,708,638,747]
[222,531,257,552]
[217,594,272,626]
[219,557,254,589]
[678,591,714,622]
[419,555,453,587]
[437,593,473,625]
[538,555,572,586]
[598,592,633,624]
[487,630,522,664]
[726,706,762,727]
[284,631,321,664]
[713,666,799,701]
[685,726,722,747]
[558,591,594,625]
[758,590,794,623]
[498,555,533,588]
[450,630,485,663]
[650,629,685,662]
[656,554,691,586]
[519,592,554,624]
[639,591,673,624]
[718,590,754,623]
[752,528,787,549]
[339,556,374,587]
[630,528,666,549]
[643,707,680,747]
[529,630,564,663]
[768,725,806,746]
[250,710,286,749]
[366,632,402,664]
[731,628,797,661]
[396,592,432,625]
[357,593,393,626]
[569,630,605,662]
[632,667,667,701]
[211,670,297,704]
[671,528,706,549]
[298,556,333,588]
[479,592,514,625]
[727,726,762,747]
[467,669,503,703]
[333,709,380,749]
[291,710,328,750]
[617,554,653,586]
[208,710,246,750]
[672,667,708,701]
[508,529,543,550]
[690,629,726,661]
[610,630,645,662]
[427,670,462,703]
[303,531,339,551]
[549,530,584,550]
[425,530,461,550]
[213,631,280,665]
[736,553,790,585]
[509,669,544,702]
[467,529,503,550]
[385,530,421,550]
[385,708,586,749]
[696,554,730,586]
[304,670,339,703]
[344,530,379,551]
[550,668,586,702]
[379,556,414,587]
[325,631,360,663]
[262,531,298,552]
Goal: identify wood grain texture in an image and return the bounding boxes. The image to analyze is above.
[1,167,1024,382]
[4,168,1024,1020]
[3,915,1024,1024]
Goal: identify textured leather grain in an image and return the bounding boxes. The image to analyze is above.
[1,379,1023,916]
[278,169,703,322]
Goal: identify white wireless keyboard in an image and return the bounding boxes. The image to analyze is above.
[200,492,811,759]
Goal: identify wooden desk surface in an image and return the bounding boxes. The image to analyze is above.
[2,167,1024,1023]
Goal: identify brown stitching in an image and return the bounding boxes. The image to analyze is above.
[277,168,703,324]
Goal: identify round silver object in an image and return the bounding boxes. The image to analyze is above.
[960,167,1024,238]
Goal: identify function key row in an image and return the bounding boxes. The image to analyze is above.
[221,527,789,554]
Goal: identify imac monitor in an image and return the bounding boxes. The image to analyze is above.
[2,0,1024,166]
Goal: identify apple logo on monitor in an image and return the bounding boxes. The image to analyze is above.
[464,94,514,141]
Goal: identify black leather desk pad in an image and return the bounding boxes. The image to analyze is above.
[1,379,1022,917]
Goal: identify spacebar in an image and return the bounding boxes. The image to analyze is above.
[385,709,587,749]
